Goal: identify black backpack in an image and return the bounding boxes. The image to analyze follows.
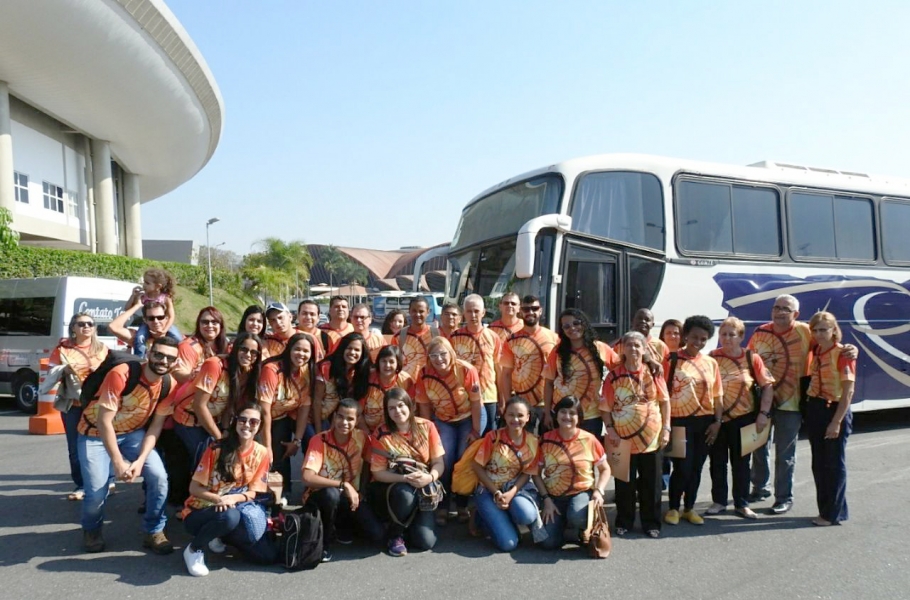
[281,503,323,571]
[78,350,172,427]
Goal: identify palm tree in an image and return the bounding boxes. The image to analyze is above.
[241,237,313,302]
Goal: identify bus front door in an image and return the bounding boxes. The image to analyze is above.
[562,243,622,344]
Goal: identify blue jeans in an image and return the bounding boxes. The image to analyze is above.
[580,417,604,437]
[540,492,591,550]
[184,506,278,565]
[474,486,540,551]
[134,323,183,357]
[62,405,84,488]
[78,429,168,533]
[435,412,487,499]
[750,409,802,503]
[482,403,498,435]
[173,423,211,470]
[368,482,437,550]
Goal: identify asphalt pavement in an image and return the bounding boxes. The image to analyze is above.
[1,400,909,600]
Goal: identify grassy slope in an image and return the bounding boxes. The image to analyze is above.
[172,285,259,334]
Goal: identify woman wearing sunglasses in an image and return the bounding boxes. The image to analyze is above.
[51,312,110,501]
[183,403,276,576]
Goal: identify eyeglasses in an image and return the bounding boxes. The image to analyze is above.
[75,321,95,328]
[150,351,178,363]
[199,319,219,326]
[237,416,261,427]
[237,347,260,356]
[562,320,584,330]
[146,314,167,322]
[521,306,541,312]
[772,306,794,314]
[428,352,449,360]
[352,314,370,320]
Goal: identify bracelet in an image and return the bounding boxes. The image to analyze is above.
[593,488,604,495]
[760,410,772,418]
[662,425,671,432]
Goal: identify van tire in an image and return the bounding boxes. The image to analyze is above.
[13,372,39,414]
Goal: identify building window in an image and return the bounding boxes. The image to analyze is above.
[14,172,28,203]
[42,182,64,213]
[66,191,78,218]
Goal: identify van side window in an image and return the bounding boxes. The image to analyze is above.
[0,297,56,336]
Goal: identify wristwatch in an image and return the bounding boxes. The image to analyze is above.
[662,425,671,433]
[337,479,345,490]
[761,410,772,418]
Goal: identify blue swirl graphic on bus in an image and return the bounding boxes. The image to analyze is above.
[713,273,910,404]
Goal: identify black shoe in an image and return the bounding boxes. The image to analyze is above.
[748,490,771,503]
[321,549,333,563]
[336,532,353,545]
[83,529,105,553]
[770,500,793,515]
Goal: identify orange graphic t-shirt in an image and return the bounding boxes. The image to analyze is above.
[173,357,238,427]
[362,370,414,432]
[709,349,775,420]
[184,442,269,511]
[49,340,109,408]
[78,364,175,436]
[501,327,559,407]
[612,336,670,365]
[261,329,301,360]
[415,360,481,423]
[303,429,368,501]
[489,319,523,343]
[319,322,355,355]
[474,428,540,489]
[315,360,364,422]
[544,341,619,420]
[450,326,502,404]
[537,429,605,497]
[362,331,387,364]
[663,352,723,418]
[600,364,669,454]
[257,361,312,420]
[807,344,856,405]
[393,325,434,380]
[370,417,444,472]
[747,322,812,412]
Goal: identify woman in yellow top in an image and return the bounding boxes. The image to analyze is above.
[601,331,670,538]
[362,345,414,432]
[182,403,275,576]
[471,396,542,551]
[257,332,317,503]
[415,336,483,525]
[50,312,110,501]
[533,395,610,550]
[805,311,856,526]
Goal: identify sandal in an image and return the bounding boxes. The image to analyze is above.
[614,527,628,536]
[67,488,85,501]
[646,529,660,538]
[735,507,758,520]
[705,503,726,515]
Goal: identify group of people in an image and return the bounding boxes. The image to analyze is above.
[49,268,857,577]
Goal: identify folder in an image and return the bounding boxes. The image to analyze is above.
[740,422,771,457]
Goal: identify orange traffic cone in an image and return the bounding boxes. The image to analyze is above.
[28,357,65,435]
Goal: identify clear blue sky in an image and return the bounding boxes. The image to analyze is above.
[143,0,910,256]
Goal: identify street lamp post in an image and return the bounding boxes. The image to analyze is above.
[206,217,220,306]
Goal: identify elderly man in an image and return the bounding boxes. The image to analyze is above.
[451,294,502,434]
[350,303,385,362]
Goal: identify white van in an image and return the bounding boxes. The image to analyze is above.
[0,276,137,413]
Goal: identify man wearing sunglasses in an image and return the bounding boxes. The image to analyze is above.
[109,301,180,358]
[77,337,180,554]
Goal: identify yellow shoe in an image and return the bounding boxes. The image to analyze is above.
[682,509,705,525]
[664,509,680,525]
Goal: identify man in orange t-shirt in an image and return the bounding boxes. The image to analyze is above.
[77,337,180,554]
[489,292,523,342]
[262,302,300,360]
[350,303,386,363]
[451,294,502,434]
[393,297,438,379]
[296,299,327,360]
[319,295,355,355]
[438,303,461,341]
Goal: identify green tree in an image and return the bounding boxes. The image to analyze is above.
[0,207,20,252]
[241,237,313,302]
[322,245,369,287]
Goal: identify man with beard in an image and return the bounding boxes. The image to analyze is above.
[77,337,180,554]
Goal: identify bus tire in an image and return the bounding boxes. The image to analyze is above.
[13,371,39,414]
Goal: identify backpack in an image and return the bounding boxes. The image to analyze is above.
[79,350,172,407]
[280,503,323,571]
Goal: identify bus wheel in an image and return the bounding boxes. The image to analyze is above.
[13,372,39,414]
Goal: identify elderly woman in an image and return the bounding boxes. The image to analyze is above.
[370,388,445,557]
[664,315,723,526]
[533,395,610,550]
[415,336,484,525]
[600,331,670,538]
[543,309,619,435]
[707,317,774,519]
[805,311,856,526]
[50,312,110,501]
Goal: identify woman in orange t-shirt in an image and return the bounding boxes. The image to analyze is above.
[183,403,275,575]
[805,311,856,526]
[313,333,372,433]
[362,345,414,432]
[51,312,110,501]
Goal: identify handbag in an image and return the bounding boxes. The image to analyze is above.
[584,503,612,559]
[374,448,445,513]
[451,435,488,495]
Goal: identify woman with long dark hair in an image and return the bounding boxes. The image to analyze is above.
[543,309,618,435]
[313,332,371,433]
[237,305,265,337]
[258,333,318,502]
[182,403,276,576]
[381,309,406,342]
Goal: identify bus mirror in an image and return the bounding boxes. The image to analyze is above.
[515,214,572,278]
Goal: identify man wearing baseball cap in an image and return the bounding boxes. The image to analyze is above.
[262,302,300,359]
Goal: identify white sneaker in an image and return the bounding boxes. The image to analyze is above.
[183,545,209,577]
[208,537,227,553]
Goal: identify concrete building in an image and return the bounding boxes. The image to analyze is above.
[0,0,223,257]
[142,240,199,265]
[307,244,449,292]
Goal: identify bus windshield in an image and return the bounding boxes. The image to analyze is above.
[450,174,563,253]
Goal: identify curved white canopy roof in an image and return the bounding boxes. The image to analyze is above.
[0,0,223,202]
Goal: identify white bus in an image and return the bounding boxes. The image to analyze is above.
[444,153,910,412]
